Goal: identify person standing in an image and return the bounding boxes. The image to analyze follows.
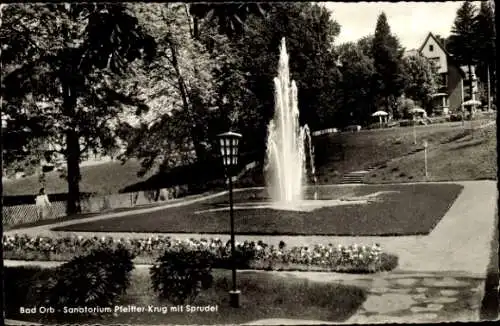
[35,188,52,219]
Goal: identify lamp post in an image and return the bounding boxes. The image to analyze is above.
[413,113,417,145]
[217,131,242,308]
[423,140,428,179]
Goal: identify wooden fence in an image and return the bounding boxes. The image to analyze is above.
[3,201,67,226]
[2,185,189,227]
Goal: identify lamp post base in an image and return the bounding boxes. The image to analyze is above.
[229,290,241,308]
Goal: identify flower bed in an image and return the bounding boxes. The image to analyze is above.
[3,234,398,273]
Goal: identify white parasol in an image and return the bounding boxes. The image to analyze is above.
[372,111,388,127]
[462,99,481,106]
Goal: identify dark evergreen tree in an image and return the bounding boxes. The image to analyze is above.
[474,0,496,102]
[447,1,479,102]
[371,12,407,115]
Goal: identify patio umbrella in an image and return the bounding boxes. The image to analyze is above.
[372,111,388,127]
[462,99,481,106]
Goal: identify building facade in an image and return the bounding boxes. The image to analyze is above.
[414,32,479,115]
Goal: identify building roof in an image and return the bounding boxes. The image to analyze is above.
[418,31,466,78]
[418,32,450,56]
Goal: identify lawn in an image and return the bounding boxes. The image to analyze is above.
[54,183,463,236]
[364,124,497,183]
[3,194,205,232]
[4,122,488,198]
[7,267,366,325]
[2,159,152,196]
[313,122,490,184]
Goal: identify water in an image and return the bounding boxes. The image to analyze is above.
[265,38,316,204]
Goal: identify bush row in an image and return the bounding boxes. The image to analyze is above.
[5,239,399,319]
[5,245,134,322]
[3,234,398,273]
[7,246,238,320]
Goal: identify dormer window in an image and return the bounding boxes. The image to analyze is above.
[429,44,434,51]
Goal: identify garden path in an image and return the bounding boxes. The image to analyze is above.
[5,180,497,324]
[7,180,494,278]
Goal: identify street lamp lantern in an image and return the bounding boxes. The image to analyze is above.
[217,131,242,308]
[218,131,242,171]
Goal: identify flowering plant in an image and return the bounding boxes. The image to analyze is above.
[3,234,396,273]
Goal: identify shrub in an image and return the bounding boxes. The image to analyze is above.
[150,249,214,304]
[43,245,134,317]
[4,266,53,317]
[213,240,258,269]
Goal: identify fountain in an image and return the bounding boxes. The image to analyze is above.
[265,38,315,204]
[195,38,397,215]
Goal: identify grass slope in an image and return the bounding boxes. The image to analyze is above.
[55,184,463,236]
[364,124,496,183]
[314,122,492,184]
[2,159,151,196]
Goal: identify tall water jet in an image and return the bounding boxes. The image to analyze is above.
[266,38,314,204]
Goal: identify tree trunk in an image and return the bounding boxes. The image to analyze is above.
[62,83,82,216]
[487,64,491,111]
[66,129,81,215]
[193,17,199,40]
[468,64,474,101]
[168,41,206,162]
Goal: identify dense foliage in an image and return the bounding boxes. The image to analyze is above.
[402,55,438,114]
[1,3,156,214]
[4,266,53,316]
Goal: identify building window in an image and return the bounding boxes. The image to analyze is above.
[429,44,434,51]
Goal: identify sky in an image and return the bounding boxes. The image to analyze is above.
[322,1,483,50]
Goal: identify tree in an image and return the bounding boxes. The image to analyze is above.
[235,2,341,153]
[119,4,238,176]
[357,35,374,57]
[1,4,156,214]
[402,54,438,113]
[474,0,496,102]
[371,12,407,115]
[447,1,478,102]
[337,42,377,126]
[189,3,270,40]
